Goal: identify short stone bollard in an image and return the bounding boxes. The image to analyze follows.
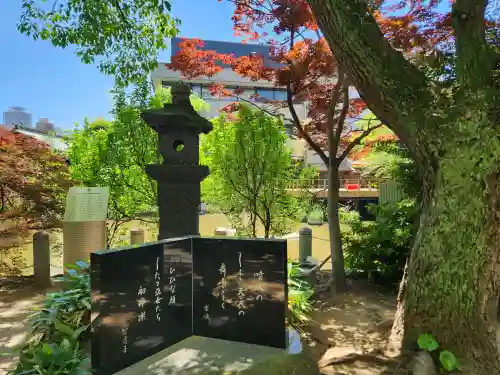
[214,228,228,236]
[298,227,312,264]
[130,228,145,245]
[214,228,237,237]
[33,231,51,289]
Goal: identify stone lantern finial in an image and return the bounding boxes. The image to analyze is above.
[170,82,191,107]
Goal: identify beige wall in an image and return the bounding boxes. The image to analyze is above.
[152,64,277,89]
[196,97,308,122]
[151,65,308,121]
[286,139,352,172]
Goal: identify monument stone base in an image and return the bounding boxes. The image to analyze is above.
[113,336,320,375]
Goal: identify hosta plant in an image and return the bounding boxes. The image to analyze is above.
[287,260,314,330]
[8,261,91,375]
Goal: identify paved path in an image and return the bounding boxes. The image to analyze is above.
[0,285,48,375]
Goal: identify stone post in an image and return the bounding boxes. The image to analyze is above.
[141,82,213,239]
[130,228,145,245]
[33,231,51,289]
[298,227,313,264]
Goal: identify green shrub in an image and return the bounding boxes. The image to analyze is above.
[287,260,314,330]
[28,262,91,344]
[8,262,91,375]
[338,206,360,226]
[341,199,417,285]
[11,338,90,375]
[9,260,312,374]
[298,197,323,223]
[307,210,324,224]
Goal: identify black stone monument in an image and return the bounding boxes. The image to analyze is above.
[191,237,287,349]
[91,237,287,375]
[91,238,193,375]
[141,82,213,240]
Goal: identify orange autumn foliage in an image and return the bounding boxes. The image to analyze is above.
[168,0,445,159]
[169,36,367,152]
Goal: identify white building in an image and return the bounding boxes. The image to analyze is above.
[12,124,68,152]
[151,38,309,135]
[3,106,32,128]
[151,38,353,176]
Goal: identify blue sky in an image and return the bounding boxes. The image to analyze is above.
[0,0,239,129]
[0,1,456,129]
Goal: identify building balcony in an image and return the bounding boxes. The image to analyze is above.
[287,178,380,198]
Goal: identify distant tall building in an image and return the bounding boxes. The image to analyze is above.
[35,118,55,133]
[3,107,32,128]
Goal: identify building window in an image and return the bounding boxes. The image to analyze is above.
[202,86,219,99]
[166,84,289,102]
[236,88,256,101]
[284,122,294,137]
[256,88,274,100]
[274,90,287,101]
[191,84,202,96]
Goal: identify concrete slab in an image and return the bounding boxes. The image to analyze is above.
[113,336,311,375]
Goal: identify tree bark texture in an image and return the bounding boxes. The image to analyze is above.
[327,162,346,293]
[326,78,348,293]
[400,115,500,373]
[308,0,500,371]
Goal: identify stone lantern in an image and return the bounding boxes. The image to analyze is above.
[141,82,212,239]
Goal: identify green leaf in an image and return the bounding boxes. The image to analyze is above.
[81,299,91,310]
[41,343,53,356]
[439,350,458,372]
[18,0,180,85]
[417,334,439,352]
[75,261,89,270]
[11,370,37,375]
[55,321,75,337]
[60,338,72,350]
[71,324,90,341]
[66,269,78,277]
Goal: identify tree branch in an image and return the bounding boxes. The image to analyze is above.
[339,123,383,161]
[238,96,293,123]
[327,70,345,126]
[452,0,493,90]
[285,28,329,166]
[286,82,329,165]
[332,80,350,158]
[307,0,433,146]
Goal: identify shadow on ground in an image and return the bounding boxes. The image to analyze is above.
[302,281,409,375]
[1,277,411,375]
[0,283,55,375]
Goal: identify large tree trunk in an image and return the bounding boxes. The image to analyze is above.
[328,161,347,293]
[393,116,500,373]
[307,0,500,371]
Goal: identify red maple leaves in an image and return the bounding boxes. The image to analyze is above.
[168,35,365,151]
[167,0,449,157]
[0,127,72,237]
[169,39,233,79]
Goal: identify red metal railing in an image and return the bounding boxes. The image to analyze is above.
[288,178,379,190]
